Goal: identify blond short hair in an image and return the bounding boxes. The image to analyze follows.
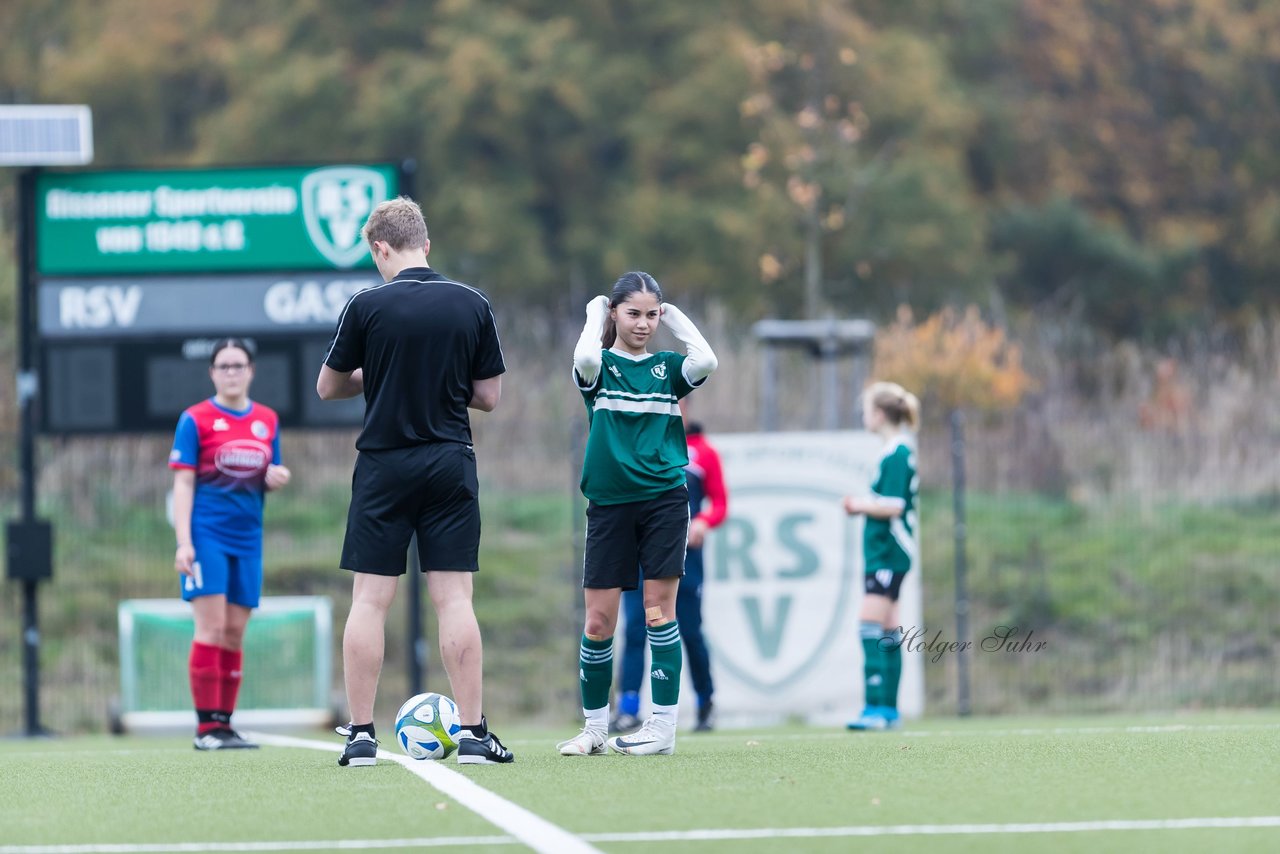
[361,196,428,250]
[864,381,921,430]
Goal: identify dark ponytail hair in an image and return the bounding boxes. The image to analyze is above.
[601,271,663,348]
[209,337,255,366]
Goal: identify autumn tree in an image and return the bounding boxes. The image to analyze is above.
[736,1,992,319]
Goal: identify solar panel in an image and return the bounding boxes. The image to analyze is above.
[0,105,93,165]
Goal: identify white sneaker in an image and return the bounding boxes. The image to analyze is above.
[607,718,676,756]
[557,728,607,756]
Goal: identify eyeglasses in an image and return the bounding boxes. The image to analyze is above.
[213,363,251,374]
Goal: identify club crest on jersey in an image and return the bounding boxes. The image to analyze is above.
[301,166,389,268]
[250,420,270,440]
[212,418,230,432]
[651,363,668,380]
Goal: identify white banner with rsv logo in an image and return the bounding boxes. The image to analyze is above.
[694,430,924,727]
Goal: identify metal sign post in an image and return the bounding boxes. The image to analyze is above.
[752,318,876,432]
[3,105,93,736]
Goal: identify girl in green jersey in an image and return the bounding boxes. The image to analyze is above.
[843,381,920,730]
[558,271,717,757]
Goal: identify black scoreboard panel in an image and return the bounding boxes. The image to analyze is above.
[40,335,365,434]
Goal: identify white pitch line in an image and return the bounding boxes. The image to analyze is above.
[246,732,601,854]
[0,839,517,853]
[681,721,1280,742]
[585,816,1280,840]
[899,722,1280,738]
[6,816,1280,853]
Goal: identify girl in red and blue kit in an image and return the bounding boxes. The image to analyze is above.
[169,338,291,750]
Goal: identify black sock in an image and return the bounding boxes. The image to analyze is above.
[461,718,487,737]
[350,722,376,739]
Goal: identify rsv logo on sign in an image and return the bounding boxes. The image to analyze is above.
[59,285,143,329]
[301,167,389,268]
[705,485,857,692]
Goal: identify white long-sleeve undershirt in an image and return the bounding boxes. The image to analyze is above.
[572,294,611,386]
[661,303,718,385]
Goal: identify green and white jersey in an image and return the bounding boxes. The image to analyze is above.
[577,348,698,505]
[863,435,918,574]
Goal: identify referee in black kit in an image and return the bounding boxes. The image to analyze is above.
[317,196,514,767]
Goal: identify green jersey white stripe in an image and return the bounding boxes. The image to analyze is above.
[578,348,698,505]
[863,436,918,574]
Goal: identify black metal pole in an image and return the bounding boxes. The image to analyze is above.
[16,167,45,736]
[407,536,425,697]
[950,408,971,717]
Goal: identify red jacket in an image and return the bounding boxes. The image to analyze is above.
[686,432,728,529]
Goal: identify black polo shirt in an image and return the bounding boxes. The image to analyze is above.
[324,266,505,451]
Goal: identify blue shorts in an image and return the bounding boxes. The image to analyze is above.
[181,535,263,608]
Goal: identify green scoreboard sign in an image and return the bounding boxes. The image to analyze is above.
[36,164,399,275]
[26,162,405,433]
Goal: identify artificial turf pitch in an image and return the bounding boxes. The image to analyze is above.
[2,712,1277,854]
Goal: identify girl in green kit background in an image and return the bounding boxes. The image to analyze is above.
[558,271,718,757]
[843,381,920,730]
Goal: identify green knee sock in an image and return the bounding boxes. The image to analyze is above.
[882,627,903,711]
[578,634,613,712]
[647,621,682,707]
[860,621,885,708]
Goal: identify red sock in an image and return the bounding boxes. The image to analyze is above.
[219,646,243,718]
[189,642,222,735]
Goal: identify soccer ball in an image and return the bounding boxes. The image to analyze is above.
[394,692,462,760]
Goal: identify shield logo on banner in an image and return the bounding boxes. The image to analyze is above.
[703,485,859,692]
[301,167,389,268]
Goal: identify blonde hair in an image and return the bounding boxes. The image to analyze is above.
[361,196,428,250]
[864,381,920,430]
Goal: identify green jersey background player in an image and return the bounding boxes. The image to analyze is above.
[843,381,920,730]
[558,271,717,758]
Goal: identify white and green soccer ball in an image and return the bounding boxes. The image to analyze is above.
[394,692,462,760]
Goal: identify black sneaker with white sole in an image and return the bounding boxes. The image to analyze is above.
[456,718,514,765]
[193,728,259,750]
[338,732,379,767]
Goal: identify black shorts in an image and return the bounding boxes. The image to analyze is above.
[341,443,480,575]
[865,568,907,601]
[583,485,689,590]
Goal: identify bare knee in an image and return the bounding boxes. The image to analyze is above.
[220,625,246,650]
[351,573,399,616]
[643,604,672,627]
[860,593,893,626]
[426,571,474,614]
[584,610,617,639]
[192,614,227,647]
[641,578,678,625]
